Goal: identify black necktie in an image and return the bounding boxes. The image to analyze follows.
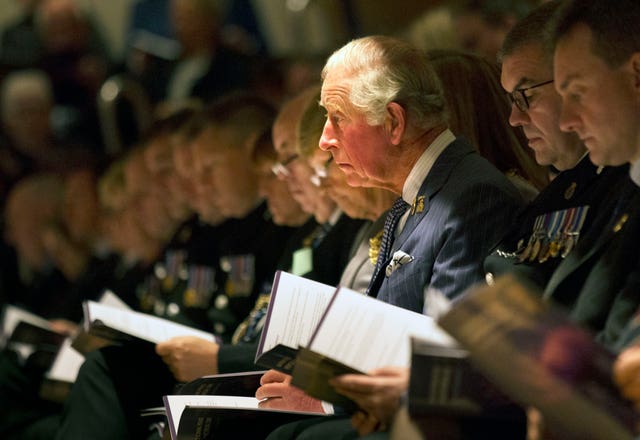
[366,197,409,295]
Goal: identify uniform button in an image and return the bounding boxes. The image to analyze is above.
[154,301,166,316]
[154,264,167,279]
[214,323,226,334]
[485,272,495,285]
[167,302,180,316]
[215,294,229,309]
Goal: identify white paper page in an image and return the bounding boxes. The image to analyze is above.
[84,301,216,344]
[98,289,131,310]
[164,395,260,440]
[309,287,457,373]
[1,305,53,346]
[257,271,337,356]
[46,337,85,383]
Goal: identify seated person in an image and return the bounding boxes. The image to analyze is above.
[264,34,523,439]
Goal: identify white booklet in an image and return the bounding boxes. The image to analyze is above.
[254,271,337,372]
[164,394,261,436]
[1,304,58,347]
[40,290,136,402]
[0,305,66,364]
[290,286,457,409]
[98,289,132,310]
[307,286,456,371]
[82,300,218,345]
[44,337,84,383]
[163,394,323,440]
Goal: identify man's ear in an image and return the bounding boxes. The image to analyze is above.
[385,102,406,145]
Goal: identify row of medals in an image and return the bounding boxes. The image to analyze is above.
[514,230,579,263]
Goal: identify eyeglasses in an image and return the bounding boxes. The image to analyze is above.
[507,80,554,112]
[310,156,334,187]
[271,154,299,178]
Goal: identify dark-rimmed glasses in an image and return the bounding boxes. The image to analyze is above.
[508,80,554,112]
[271,154,299,178]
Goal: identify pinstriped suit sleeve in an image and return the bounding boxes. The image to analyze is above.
[430,178,522,300]
[376,150,523,313]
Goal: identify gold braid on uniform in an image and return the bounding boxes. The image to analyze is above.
[368,230,384,265]
[231,293,271,345]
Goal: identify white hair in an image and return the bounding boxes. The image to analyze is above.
[321,35,447,129]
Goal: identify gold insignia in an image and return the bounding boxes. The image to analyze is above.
[613,214,629,233]
[162,276,175,292]
[231,294,271,345]
[411,196,425,215]
[368,230,383,265]
[548,240,560,258]
[139,292,155,312]
[183,289,198,307]
[564,182,577,200]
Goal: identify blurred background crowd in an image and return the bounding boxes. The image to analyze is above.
[0,2,562,438]
[0,0,551,319]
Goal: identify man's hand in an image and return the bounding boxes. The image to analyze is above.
[255,369,324,413]
[330,366,409,434]
[155,336,219,382]
[48,319,78,336]
[614,344,640,409]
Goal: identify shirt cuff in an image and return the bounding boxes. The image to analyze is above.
[320,401,334,414]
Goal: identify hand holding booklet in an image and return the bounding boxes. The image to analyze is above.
[438,274,640,440]
[1,305,67,364]
[254,271,456,410]
[161,372,323,440]
[289,285,457,410]
[254,271,337,373]
[162,271,456,438]
[82,300,220,346]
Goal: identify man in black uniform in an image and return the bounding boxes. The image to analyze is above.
[484,1,629,294]
[49,94,296,440]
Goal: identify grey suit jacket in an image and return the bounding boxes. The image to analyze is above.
[338,216,385,293]
[374,138,524,314]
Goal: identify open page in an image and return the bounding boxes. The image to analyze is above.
[71,291,131,354]
[83,301,217,345]
[1,305,66,368]
[439,274,639,440]
[98,289,132,310]
[45,337,85,383]
[1,305,56,347]
[254,271,337,371]
[164,395,324,440]
[290,287,456,408]
[39,337,85,403]
[164,395,260,440]
[307,286,455,372]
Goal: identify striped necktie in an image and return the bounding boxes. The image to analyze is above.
[366,197,409,295]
